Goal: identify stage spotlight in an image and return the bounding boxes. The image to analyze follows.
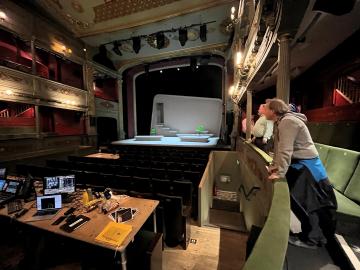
[177,67,180,71]
[179,28,188,46]
[160,70,163,74]
[112,41,122,56]
[156,32,165,49]
[132,36,141,54]
[200,24,207,42]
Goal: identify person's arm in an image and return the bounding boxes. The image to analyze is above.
[263,120,274,142]
[273,119,298,178]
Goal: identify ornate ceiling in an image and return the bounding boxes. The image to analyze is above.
[36,0,235,37]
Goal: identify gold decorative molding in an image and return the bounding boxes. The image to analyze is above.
[0,66,88,111]
[93,0,181,23]
[77,0,236,37]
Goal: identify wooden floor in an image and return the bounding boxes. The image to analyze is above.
[0,224,248,270]
[164,225,248,270]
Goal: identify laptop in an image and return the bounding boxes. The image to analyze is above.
[28,194,62,221]
[0,177,22,205]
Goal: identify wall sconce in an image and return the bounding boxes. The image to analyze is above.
[236,51,242,66]
[0,10,7,21]
[229,85,235,95]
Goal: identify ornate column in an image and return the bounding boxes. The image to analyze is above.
[84,63,96,145]
[276,34,291,104]
[31,36,36,75]
[246,90,252,140]
[230,103,240,150]
[117,77,125,139]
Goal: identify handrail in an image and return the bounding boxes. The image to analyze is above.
[239,184,261,201]
[243,179,290,270]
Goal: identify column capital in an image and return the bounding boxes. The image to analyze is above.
[277,33,292,43]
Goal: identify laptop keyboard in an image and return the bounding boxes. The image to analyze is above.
[34,209,58,216]
[0,194,12,200]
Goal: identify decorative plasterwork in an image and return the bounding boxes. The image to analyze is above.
[37,0,235,37]
[93,0,181,23]
[230,0,282,104]
[0,66,88,112]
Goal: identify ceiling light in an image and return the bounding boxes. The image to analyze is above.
[231,6,236,14]
[177,68,180,71]
[196,65,199,69]
[179,28,188,46]
[83,48,87,52]
[200,24,207,42]
[236,51,242,65]
[231,14,235,20]
[112,41,122,56]
[0,10,7,21]
[132,37,141,54]
[160,70,163,74]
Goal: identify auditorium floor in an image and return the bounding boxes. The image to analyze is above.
[0,224,248,270]
[163,225,248,270]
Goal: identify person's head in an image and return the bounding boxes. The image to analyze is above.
[258,104,265,115]
[263,98,289,121]
[289,103,298,113]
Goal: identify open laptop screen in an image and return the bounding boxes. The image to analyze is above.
[4,181,20,194]
[0,180,6,191]
[36,195,62,210]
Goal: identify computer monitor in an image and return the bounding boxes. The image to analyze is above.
[43,175,75,195]
[0,179,6,191]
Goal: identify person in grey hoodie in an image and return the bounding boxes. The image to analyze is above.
[263,98,337,249]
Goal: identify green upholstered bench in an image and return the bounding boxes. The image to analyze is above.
[315,143,360,218]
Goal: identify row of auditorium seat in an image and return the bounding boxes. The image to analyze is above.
[66,156,206,173]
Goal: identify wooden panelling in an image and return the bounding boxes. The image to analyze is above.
[305,103,360,122]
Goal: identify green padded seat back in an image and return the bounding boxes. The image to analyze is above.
[325,146,360,192]
[330,122,357,150]
[314,143,330,166]
[344,161,360,203]
[334,189,360,218]
[307,122,321,142]
[318,123,336,145]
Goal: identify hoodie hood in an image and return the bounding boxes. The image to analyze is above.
[279,112,308,123]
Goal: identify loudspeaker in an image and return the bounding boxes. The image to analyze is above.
[200,24,207,42]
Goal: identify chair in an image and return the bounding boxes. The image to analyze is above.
[157,194,190,250]
[151,168,167,180]
[132,176,152,193]
[152,179,172,195]
[111,175,132,193]
[172,181,193,207]
[133,167,151,178]
[167,170,183,181]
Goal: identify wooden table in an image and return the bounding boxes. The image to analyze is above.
[86,153,120,159]
[0,196,158,270]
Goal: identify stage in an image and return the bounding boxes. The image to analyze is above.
[111,136,220,148]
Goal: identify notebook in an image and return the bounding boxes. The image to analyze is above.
[95,222,132,247]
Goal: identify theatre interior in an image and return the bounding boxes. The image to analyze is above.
[0,0,360,269]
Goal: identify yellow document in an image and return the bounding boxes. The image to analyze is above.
[95,222,132,247]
